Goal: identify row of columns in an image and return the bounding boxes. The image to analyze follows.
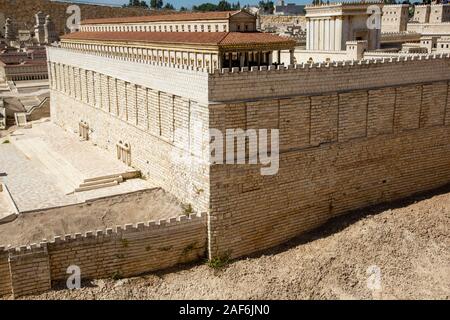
[9,73,48,81]
[63,42,218,72]
[306,17,343,51]
[221,50,293,68]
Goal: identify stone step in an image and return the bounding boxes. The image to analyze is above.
[74,180,119,192]
[12,136,141,194]
[83,172,134,183]
[78,175,123,188]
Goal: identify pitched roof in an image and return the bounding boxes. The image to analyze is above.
[81,10,251,25]
[61,32,296,49]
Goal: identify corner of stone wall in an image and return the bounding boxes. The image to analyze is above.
[7,243,51,298]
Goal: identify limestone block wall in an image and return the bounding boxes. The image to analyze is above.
[0,212,207,298]
[8,245,51,297]
[47,213,207,282]
[47,48,210,104]
[48,56,210,212]
[412,5,430,23]
[259,14,306,29]
[209,55,450,103]
[0,249,11,296]
[285,49,349,64]
[381,5,409,33]
[208,80,450,258]
[407,22,450,36]
[48,48,450,262]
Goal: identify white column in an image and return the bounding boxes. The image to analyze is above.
[335,17,342,51]
[330,18,335,51]
[314,19,319,50]
[306,19,311,50]
[319,19,324,50]
[324,19,330,51]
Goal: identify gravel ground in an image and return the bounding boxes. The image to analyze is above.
[8,187,450,300]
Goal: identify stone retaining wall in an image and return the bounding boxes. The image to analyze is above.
[209,55,450,102]
[47,49,450,272]
[0,212,207,298]
[208,81,450,258]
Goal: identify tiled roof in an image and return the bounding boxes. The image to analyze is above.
[61,32,296,48]
[81,10,247,25]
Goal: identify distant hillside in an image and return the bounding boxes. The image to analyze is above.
[0,0,154,35]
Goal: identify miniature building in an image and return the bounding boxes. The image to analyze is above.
[274,1,306,16]
[429,3,450,22]
[412,4,430,23]
[80,10,258,33]
[412,3,450,23]
[5,18,17,44]
[44,15,58,44]
[63,10,295,72]
[34,12,58,45]
[436,36,450,52]
[305,2,382,51]
[0,99,5,130]
[0,60,48,81]
[0,13,6,38]
[420,36,438,52]
[44,7,450,265]
[34,11,46,45]
[381,4,409,33]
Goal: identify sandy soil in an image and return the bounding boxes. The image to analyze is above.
[12,186,450,300]
[0,188,184,247]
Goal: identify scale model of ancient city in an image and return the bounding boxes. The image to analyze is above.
[0,0,449,300]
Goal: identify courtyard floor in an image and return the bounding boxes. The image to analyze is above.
[0,119,185,248]
[0,120,152,212]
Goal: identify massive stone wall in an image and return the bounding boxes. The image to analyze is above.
[48,48,450,262]
[0,210,206,298]
[209,55,450,103]
[208,80,450,258]
[47,48,209,103]
[0,0,151,35]
[407,22,450,36]
[259,14,306,29]
[48,50,210,213]
[0,249,11,296]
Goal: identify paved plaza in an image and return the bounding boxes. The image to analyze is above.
[0,120,154,212]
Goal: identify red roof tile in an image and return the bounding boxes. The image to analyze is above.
[81,10,247,25]
[61,32,295,48]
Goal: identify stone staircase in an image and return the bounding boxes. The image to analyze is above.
[12,137,137,194]
[75,174,124,192]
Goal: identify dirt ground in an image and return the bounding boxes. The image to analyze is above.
[11,186,449,300]
[0,188,184,247]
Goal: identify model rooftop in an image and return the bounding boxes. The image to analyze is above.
[61,31,295,50]
[81,10,247,25]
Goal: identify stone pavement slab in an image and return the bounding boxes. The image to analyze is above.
[0,121,155,213]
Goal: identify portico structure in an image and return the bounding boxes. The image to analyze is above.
[305,2,383,51]
[60,31,296,72]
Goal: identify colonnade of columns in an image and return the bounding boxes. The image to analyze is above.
[306,17,343,51]
[221,50,294,68]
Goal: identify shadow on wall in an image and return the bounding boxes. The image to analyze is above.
[243,182,450,260]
